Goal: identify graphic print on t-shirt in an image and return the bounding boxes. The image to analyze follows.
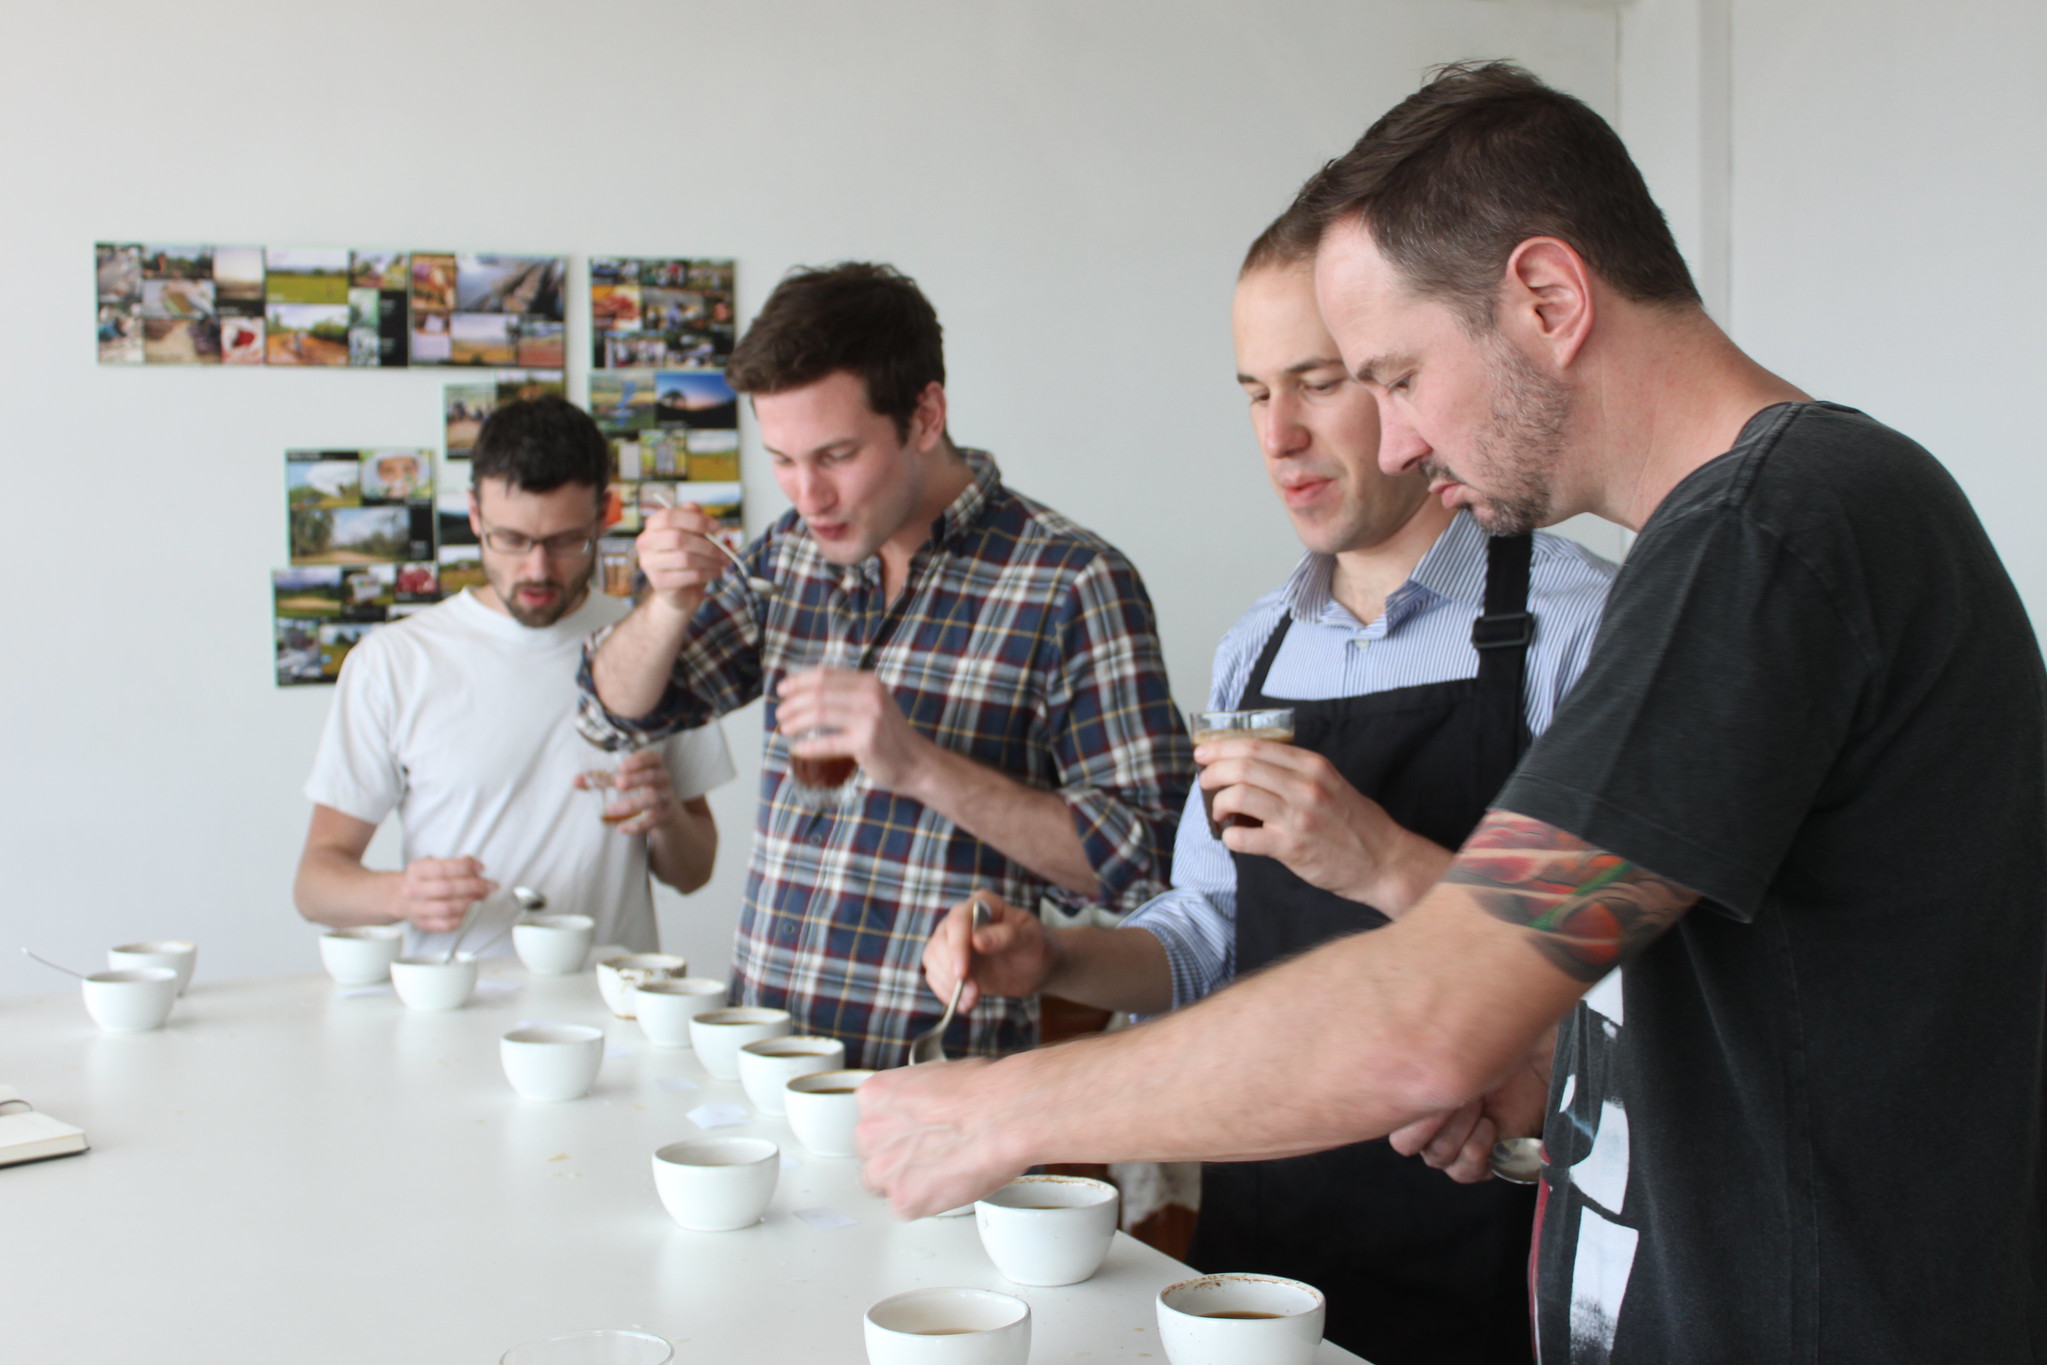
[1544,969,1636,1363]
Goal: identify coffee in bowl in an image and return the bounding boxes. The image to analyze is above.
[1155,1272,1325,1365]
[737,1035,845,1115]
[687,1007,792,1080]
[864,1287,1030,1365]
[974,1174,1119,1286]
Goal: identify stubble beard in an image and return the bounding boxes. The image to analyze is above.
[1437,335,1573,537]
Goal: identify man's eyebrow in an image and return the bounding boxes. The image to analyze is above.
[1236,357,1349,386]
[1353,353,1408,386]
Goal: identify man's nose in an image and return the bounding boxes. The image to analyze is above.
[794,467,835,514]
[1259,392,1310,461]
[1376,397,1431,475]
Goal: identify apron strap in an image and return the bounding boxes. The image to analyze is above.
[1472,532,1535,766]
[1236,613,1294,708]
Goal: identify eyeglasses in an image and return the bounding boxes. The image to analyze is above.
[480,523,600,559]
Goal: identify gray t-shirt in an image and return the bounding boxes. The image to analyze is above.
[1498,403,2047,1363]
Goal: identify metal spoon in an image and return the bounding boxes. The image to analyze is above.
[445,886,546,964]
[1488,1137,1544,1184]
[512,887,547,914]
[21,948,88,980]
[692,530,776,601]
[908,897,993,1065]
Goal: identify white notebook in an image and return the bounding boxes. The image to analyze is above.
[0,1084,88,1167]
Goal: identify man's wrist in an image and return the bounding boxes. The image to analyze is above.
[1373,829,1454,918]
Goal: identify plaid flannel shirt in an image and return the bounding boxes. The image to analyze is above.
[576,450,1192,1068]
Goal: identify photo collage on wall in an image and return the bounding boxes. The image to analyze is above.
[98,243,566,370]
[588,258,741,597]
[272,375,565,686]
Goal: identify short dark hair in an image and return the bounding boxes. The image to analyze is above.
[1292,61,1699,329]
[726,262,945,441]
[1240,204,1321,277]
[470,395,608,502]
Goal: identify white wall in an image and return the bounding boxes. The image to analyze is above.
[0,1,1621,995]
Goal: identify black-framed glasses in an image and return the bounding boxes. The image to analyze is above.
[479,523,600,559]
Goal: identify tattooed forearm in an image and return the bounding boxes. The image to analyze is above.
[1443,811,1700,983]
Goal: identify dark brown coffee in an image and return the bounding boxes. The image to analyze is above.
[1192,725,1292,837]
[809,1086,858,1094]
[790,754,857,789]
[1202,1310,1282,1319]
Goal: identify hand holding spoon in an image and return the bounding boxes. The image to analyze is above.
[908,896,993,1065]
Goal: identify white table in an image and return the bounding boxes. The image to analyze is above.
[1,963,1366,1363]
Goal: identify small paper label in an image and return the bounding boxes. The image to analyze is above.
[657,1075,699,1094]
[337,985,395,999]
[794,1206,857,1231]
[604,1044,638,1060]
[686,1103,749,1129]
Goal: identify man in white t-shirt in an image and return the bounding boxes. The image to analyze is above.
[294,396,735,957]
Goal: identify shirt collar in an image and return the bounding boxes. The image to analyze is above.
[1278,509,1491,628]
[835,447,1001,591]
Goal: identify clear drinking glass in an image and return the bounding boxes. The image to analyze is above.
[499,1329,673,1365]
[787,632,860,796]
[1187,707,1296,838]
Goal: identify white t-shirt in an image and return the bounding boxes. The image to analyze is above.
[305,588,735,958]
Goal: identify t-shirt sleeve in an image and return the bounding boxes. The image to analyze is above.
[657,716,737,803]
[1495,504,1870,920]
[303,633,406,826]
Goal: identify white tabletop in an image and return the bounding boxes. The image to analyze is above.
[1,961,1366,1363]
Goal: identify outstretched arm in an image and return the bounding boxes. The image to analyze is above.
[857,808,1699,1217]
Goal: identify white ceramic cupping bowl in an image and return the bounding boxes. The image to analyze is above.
[864,1287,1032,1365]
[499,1329,674,1365]
[737,1036,846,1115]
[784,1069,875,1158]
[1155,1273,1326,1365]
[512,914,596,975]
[108,940,196,995]
[81,967,180,1032]
[688,1007,792,1080]
[319,926,407,984]
[389,954,479,1011]
[596,953,688,1018]
[651,1137,779,1231]
[632,977,727,1047]
[500,1024,605,1101]
[974,1174,1120,1286]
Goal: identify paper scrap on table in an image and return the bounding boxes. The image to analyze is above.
[338,985,395,999]
[475,980,521,997]
[656,1075,699,1094]
[687,1103,749,1129]
[779,1156,800,1170]
[605,1044,638,1060]
[794,1206,858,1231]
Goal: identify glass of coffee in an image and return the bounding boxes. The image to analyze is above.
[1188,708,1296,838]
[787,633,860,796]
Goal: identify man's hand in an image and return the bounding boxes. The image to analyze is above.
[1199,736,1450,913]
[575,749,677,836]
[775,666,933,793]
[856,1059,1028,1219]
[923,892,1061,1013]
[1387,1026,1555,1183]
[394,856,495,934]
[635,504,731,615]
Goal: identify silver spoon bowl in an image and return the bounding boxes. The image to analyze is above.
[908,897,992,1065]
[692,530,776,601]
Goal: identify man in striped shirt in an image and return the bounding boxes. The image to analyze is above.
[919,216,1613,1364]
[577,262,1192,1069]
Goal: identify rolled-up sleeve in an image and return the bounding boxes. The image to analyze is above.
[575,569,764,752]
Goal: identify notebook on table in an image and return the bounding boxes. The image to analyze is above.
[0,1084,88,1167]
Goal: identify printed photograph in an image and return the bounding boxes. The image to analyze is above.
[273,565,346,617]
[319,621,376,679]
[410,309,451,364]
[590,370,657,431]
[143,244,213,281]
[220,316,266,365]
[348,287,380,329]
[411,253,457,312]
[496,374,566,403]
[598,538,639,599]
[264,248,350,305]
[449,313,516,366]
[387,604,431,621]
[654,370,738,428]
[98,305,142,364]
[142,277,216,319]
[592,283,641,333]
[213,246,266,316]
[266,303,350,365]
[340,564,396,620]
[437,456,477,547]
[603,482,641,535]
[456,254,565,317]
[687,260,735,293]
[445,384,494,455]
[640,287,706,334]
[609,436,642,482]
[348,329,381,366]
[637,482,678,513]
[514,319,565,369]
[688,427,740,481]
[590,257,640,286]
[97,244,141,303]
[360,449,432,504]
[394,561,440,602]
[143,317,221,364]
[604,333,676,369]
[642,429,685,479]
[437,543,486,594]
[292,504,412,565]
[288,452,361,510]
[350,251,409,292]
[275,618,325,686]
[677,480,744,521]
[639,259,690,288]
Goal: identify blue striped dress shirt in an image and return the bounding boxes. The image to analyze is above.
[1123,511,1618,1007]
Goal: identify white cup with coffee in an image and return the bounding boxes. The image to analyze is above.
[512,914,596,975]
[974,1173,1120,1286]
[81,967,180,1032]
[500,1024,605,1101]
[596,953,689,1018]
[651,1136,779,1231]
[864,1287,1031,1364]
[688,1007,792,1080]
[737,1036,845,1115]
[632,977,727,1047]
[319,926,407,985]
[390,954,479,1011]
[784,1069,875,1157]
[108,940,196,995]
[1156,1273,1326,1365]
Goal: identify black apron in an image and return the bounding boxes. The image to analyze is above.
[1186,534,1540,1365]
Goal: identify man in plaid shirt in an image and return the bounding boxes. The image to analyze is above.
[578,262,1192,1068]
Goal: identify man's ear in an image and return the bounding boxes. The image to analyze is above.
[1499,237,1595,369]
[911,381,949,453]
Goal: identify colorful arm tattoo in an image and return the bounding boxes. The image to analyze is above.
[1444,811,1700,983]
